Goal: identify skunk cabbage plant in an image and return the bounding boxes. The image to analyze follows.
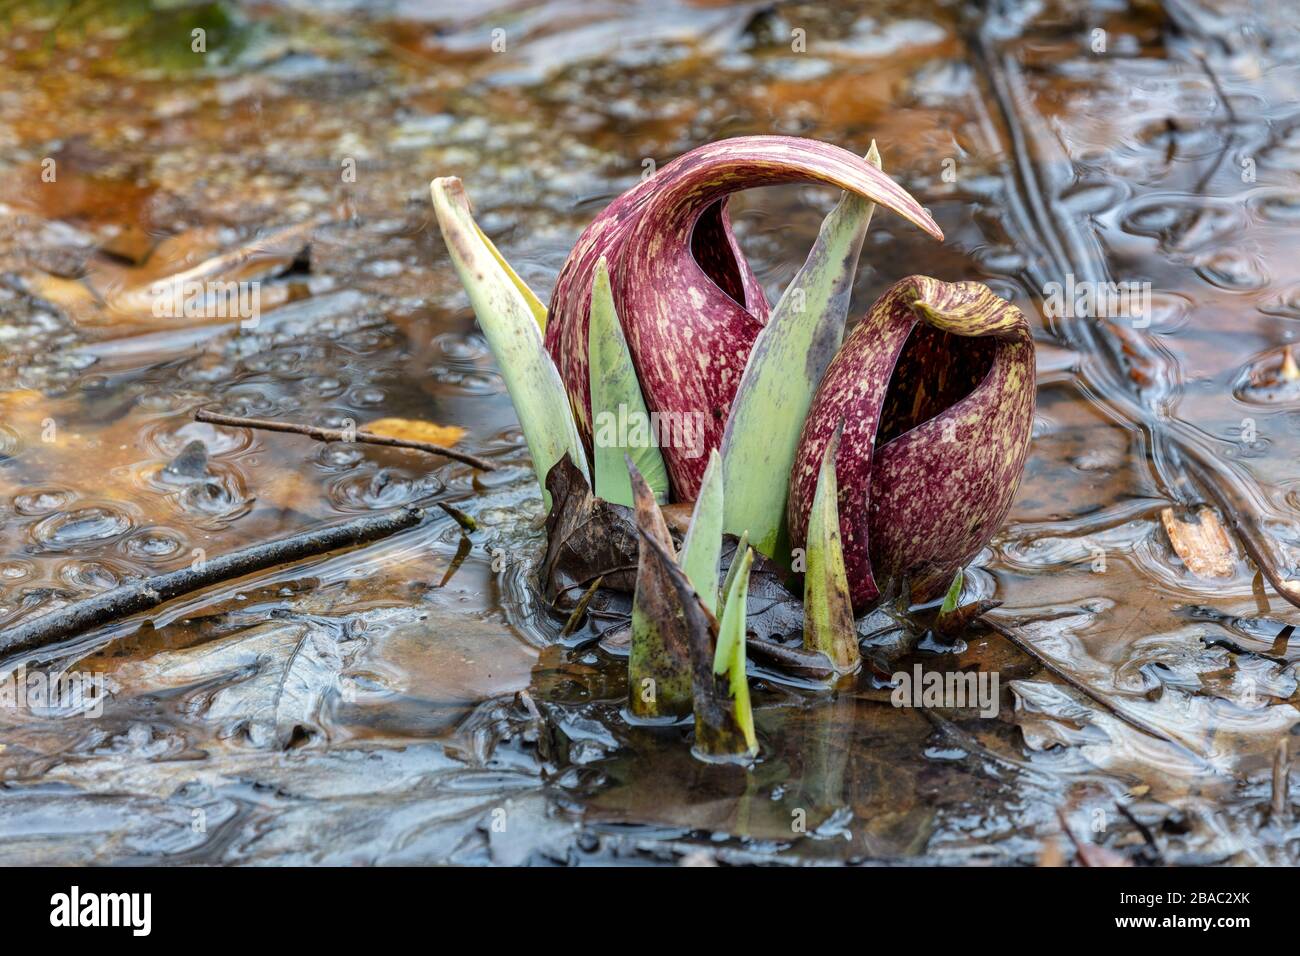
[431,135,1036,761]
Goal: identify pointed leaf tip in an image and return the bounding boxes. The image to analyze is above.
[721,146,881,563]
[939,568,964,616]
[431,177,584,507]
[589,259,669,506]
[714,544,757,755]
[803,428,860,674]
[680,449,723,615]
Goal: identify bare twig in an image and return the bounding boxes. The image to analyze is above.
[0,506,425,658]
[194,408,497,471]
[983,618,1181,747]
[560,576,604,636]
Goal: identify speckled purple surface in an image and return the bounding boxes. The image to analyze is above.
[787,276,1035,610]
[544,136,941,500]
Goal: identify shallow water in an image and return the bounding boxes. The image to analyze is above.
[1,0,1298,864]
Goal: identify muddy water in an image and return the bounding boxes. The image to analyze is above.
[0,0,1297,864]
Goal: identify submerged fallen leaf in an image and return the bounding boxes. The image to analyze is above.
[364,418,466,446]
[106,620,350,750]
[540,456,807,645]
[21,222,313,328]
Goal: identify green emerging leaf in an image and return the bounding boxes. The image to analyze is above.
[713,545,757,756]
[720,143,882,564]
[431,177,586,506]
[589,257,669,507]
[939,568,965,616]
[719,529,749,618]
[803,428,860,674]
[678,449,723,615]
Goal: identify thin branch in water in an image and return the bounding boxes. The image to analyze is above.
[194,408,497,471]
[1114,802,1162,859]
[437,502,478,532]
[550,564,638,604]
[982,618,1182,748]
[0,506,426,659]
[560,576,604,636]
[437,535,472,588]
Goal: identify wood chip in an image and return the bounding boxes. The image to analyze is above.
[1160,506,1235,579]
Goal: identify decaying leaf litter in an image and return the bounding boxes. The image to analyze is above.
[1,0,1299,864]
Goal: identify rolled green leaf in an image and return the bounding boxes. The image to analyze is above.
[431,177,587,507]
[939,568,964,616]
[712,545,757,757]
[588,257,669,507]
[718,529,749,618]
[472,217,548,330]
[802,428,860,674]
[678,449,723,615]
[627,457,693,718]
[721,143,881,563]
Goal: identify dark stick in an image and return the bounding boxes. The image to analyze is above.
[194,409,497,471]
[983,618,1192,752]
[0,506,425,659]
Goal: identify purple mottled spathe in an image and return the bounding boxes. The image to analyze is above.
[787,276,1036,611]
[544,136,943,501]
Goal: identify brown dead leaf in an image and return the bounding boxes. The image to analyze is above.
[540,456,640,604]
